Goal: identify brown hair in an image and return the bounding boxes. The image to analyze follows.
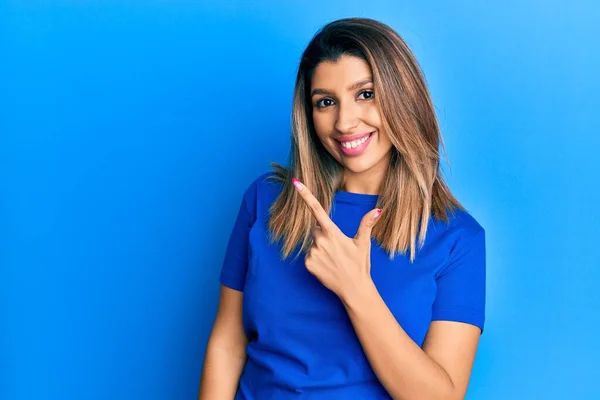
[267,17,464,262]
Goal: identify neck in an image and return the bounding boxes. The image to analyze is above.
[341,157,389,195]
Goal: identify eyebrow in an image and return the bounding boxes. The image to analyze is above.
[310,78,373,97]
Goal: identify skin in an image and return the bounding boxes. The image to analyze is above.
[291,178,480,400]
[198,286,246,400]
[310,55,393,195]
[199,55,481,400]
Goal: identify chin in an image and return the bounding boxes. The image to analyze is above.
[338,157,380,174]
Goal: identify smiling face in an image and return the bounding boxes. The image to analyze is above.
[310,55,393,186]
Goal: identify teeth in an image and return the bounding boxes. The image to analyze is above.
[341,135,369,149]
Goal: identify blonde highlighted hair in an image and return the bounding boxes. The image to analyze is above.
[267,17,464,262]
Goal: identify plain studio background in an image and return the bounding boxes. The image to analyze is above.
[1,1,598,399]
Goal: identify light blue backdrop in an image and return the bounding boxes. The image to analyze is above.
[1,1,598,399]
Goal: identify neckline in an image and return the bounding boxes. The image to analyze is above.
[334,190,379,205]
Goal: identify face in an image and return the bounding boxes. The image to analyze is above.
[310,55,393,177]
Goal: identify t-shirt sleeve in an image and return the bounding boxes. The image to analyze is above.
[431,228,486,333]
[219,184,257,292]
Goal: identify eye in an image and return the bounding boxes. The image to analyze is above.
[315,98,335,108]
[358,90,374,100]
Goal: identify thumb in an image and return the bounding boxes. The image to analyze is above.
[354,208,383,247]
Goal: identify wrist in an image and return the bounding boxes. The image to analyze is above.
[340,277,378,311]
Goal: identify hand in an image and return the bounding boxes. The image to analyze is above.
[292,178,383,302]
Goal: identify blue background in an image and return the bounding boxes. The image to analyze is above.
[1,1,598,399]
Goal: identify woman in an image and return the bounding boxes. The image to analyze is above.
[199,17,486,400]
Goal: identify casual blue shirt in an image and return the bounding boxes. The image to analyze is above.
[220,172,486,399]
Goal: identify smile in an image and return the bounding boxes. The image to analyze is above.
[335,131,375,156]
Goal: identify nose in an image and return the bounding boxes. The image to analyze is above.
[334,101,360,133]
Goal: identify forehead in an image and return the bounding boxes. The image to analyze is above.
[311,55,372,89]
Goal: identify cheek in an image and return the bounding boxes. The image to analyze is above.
[365,104,382,128]
[365,107,390,148]
[312,113,334,143]
[378,135,394,154]
[312,112,327,133]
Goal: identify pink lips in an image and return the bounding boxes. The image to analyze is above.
[336,131,374,156]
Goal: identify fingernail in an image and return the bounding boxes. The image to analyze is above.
[292,178,304,191]
[374,208,382,219]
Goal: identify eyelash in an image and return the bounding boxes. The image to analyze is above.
[315,90,375,109]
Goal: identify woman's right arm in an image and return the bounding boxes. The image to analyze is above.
[198,285,248,399]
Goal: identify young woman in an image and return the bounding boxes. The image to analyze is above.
[199,17,486,400]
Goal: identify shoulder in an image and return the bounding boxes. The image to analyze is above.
[239,170,285,218]
[432,208,486,272]
[432,207,485,243]
[425,207,485,265]
[242,170,284,201]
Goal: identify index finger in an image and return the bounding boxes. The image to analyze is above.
[292,178,337,232]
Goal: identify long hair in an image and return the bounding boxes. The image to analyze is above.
[267,17,464,262]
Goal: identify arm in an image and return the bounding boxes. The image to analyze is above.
[290,179,484,400]
[342,228,486,400]
[343,283,480,400]
[198,285,248,400]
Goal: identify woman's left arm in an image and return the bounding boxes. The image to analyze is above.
[342,281,481,400]
[291,179,484,400]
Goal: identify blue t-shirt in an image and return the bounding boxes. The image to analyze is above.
[220,172,486,399]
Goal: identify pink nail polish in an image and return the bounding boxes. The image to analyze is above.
[374,208,382,218]
[292,178,304,191]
